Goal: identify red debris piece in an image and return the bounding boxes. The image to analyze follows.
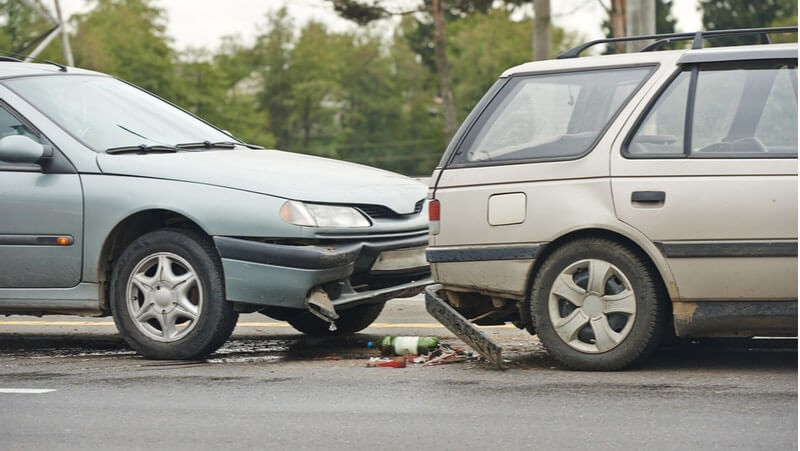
[366,356,407,368]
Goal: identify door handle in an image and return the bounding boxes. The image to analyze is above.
[631,191,665,203]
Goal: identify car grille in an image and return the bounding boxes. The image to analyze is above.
[354,199,425,220]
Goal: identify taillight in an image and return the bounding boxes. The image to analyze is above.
[428,199,440,235]
[428,199,440,221]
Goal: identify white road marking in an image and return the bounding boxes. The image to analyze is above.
[0,388,56,394]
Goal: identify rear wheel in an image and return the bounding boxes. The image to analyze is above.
[287,302,385,336]
[110,229,238,360]
[530,238,666,370]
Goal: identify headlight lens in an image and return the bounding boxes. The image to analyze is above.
[279,201,370,228]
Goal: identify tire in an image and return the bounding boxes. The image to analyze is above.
[287,302,385,336]
[529,238,666,371]
[110,228,238,360]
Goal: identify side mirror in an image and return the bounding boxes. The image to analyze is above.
[0,135,47,164]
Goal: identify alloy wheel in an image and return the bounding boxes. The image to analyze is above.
[125,252,203,342]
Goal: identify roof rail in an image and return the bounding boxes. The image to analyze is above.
[558,26,798,59]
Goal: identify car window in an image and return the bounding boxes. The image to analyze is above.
[628,71,691,156]
[452,66,653,165]
[3,75,231,152]
[693,61,797,156]
[628,59,797,158]
[754,63,798,153]
[0,103,42,170]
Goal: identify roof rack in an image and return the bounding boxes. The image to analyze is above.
[558,26,798,59]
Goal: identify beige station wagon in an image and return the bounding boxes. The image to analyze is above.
[424,28,798,370]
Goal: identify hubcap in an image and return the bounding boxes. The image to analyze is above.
[547,259,636,354]
[125,252,203,342]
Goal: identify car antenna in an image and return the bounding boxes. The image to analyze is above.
[0,50,67,72]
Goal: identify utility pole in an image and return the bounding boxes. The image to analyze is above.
[20,0,73,65]
[625,0,655,52]
[532,0,551,61]
[54,0,74,66]
[432,0,457,141]
[610,0,626,53]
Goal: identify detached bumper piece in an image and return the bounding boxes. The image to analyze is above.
[214,235,431,316]
[425,284,505,369]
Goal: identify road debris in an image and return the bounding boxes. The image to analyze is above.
[365,342,478,368]
[367,336,440,355]
[366,356,407,368]
[422,346,477,367]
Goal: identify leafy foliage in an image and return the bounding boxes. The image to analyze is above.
[700,0,798,46]
[2,0,791,175]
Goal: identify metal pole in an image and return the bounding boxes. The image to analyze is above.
[25,24,61,61]
[626,0,655,52]
[54,0,73,66]
[533,0,552,61]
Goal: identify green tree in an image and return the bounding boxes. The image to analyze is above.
[172,49,273,147]
[287,21,344,153]
[330,0,493,140]
[770,15,799,42]
[70,0,179,99]
[700,0,798,45]
[252,7,295,149]
[0,0,53,54]
[656,0,678,34]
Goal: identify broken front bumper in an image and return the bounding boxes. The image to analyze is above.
[214,234,432,311]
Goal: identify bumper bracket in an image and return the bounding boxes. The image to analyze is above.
[425,284,505,369]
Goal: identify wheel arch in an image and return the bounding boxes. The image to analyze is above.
[97,209,211,311]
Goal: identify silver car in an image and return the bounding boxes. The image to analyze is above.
[0,62,430,359]
[425,28,798,370]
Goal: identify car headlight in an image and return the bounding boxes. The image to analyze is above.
[279,200,371,228]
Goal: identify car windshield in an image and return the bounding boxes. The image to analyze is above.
[3,75,233,152]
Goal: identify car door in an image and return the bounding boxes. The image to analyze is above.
[612,57,798,306]
[0,102,83,288]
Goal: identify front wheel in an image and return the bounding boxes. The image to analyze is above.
[529,238,667,370]
[110,229,238,360]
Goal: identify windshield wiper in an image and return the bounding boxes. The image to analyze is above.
[175,140,264,150]
[105,144,178,154]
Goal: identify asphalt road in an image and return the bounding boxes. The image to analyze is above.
[0,296,796,450]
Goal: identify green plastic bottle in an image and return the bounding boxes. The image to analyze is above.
[368,336,440,355]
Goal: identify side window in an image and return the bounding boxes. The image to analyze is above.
[0,104,42,169]
[628,59,798,158]
[451,66,653,165]
[628,70,691,156]
[754,63,798,153]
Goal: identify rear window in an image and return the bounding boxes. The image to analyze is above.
[449,66,653,166]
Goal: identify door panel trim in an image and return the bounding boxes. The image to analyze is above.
[426,244,543,263]
[0,282,102,315]
[656,241,798,258]
[0,234,74,246]
[673,299,797,337]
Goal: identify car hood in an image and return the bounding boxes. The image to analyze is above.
[96,149,427,214]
